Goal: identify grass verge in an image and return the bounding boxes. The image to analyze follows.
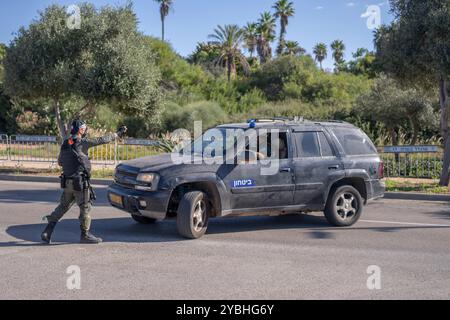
[385,178,450,194]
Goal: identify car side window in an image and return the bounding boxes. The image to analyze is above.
[332,128,377,156]
[318,132,334,157]
[256,132,289,160]
[294,132,321,158]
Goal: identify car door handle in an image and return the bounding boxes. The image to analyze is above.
[328,165,340,170]
[280,168,292,173]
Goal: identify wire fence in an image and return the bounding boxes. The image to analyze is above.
[0,134,445,178]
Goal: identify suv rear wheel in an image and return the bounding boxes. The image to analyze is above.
[324,185,363,227]
[177,191,209,239]
[131,215,157,224]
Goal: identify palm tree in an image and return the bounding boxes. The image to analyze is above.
[313,43,327,70]
[208,24,250,82]
[331,39,346,72]
[273,0,295,56]
[353,47,369,59]
[154,0,173,42]
[256,12,277,64]
[284,41,305,56]
[243,23,258,58]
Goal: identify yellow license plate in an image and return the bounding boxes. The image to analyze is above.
[110,194,123,207]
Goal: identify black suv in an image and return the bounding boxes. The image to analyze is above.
[108,119,385,239]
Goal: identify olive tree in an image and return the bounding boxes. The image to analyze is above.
[356,76,437,146]
[375,0,450,185]
[3,3,162,139]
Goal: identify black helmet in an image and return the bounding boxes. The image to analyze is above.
[70,119,87,136]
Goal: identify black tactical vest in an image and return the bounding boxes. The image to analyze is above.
[59,140,84,177]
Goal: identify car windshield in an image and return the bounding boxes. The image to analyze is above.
[181,128,234,157]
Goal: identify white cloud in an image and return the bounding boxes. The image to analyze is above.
[315,6,324,10]
[346,2,355,7]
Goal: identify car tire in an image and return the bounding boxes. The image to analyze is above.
[131,215,157,225]
[177,191,209,239]
[324,185,363,227]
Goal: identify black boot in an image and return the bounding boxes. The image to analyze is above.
[41,222,57,244]
[80,231,103,244]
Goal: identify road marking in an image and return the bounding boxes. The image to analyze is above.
[361,219,450,227]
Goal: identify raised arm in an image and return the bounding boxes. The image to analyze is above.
[82,133,117,149]
[80,126,128,151]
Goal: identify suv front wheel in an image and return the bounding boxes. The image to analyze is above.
[324,185,363,227]
[177,191,210,239]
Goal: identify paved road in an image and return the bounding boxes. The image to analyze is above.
[0,180,449,300]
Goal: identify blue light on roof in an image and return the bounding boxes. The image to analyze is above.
[248,119,256,128]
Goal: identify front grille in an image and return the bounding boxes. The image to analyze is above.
[115,166,139,189]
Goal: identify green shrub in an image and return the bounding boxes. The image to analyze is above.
[238,88,266,113]
[248,55,317,101]
[236,100,333,121]
[161,100,228,132]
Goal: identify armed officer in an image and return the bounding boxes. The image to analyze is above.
[41,120,127,244]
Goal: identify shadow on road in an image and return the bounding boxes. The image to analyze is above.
[2,217,182,246]
[2,215,327,246]
[424,210,450,220]
[3,213,450,247]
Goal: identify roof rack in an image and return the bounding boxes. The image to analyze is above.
[247,117,307,123]
[325,120,345,123]
[315,120,352,125]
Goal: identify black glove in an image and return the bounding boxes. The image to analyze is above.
[116,125,128,139]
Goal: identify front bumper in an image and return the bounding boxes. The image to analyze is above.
[107,183,171,221]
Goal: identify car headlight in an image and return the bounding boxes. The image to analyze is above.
[136,173,160,191]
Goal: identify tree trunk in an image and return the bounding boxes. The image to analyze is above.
[277,25,286,56]
[408,116,418,146]
[439,78,450,186]
[162,18,165,42]
[390,127,400,162]
[54,99,67,140]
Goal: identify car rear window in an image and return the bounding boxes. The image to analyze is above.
[332,128,377,156]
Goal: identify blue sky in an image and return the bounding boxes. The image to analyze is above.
[0,0,393,70]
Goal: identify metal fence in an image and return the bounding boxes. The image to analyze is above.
[0,135,8,161]
[0,135,445,178]
[380,146,444,179]
[9,135,59,163]
[381,153,444,179]
[0,134,159,166]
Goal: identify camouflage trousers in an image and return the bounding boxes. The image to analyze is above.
[46,180,92,232]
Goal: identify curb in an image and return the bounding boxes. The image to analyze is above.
[384,192,450,202]
[0,174,112,186]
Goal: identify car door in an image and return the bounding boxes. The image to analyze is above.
[217,130,295,211]
[292,130,344,206]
